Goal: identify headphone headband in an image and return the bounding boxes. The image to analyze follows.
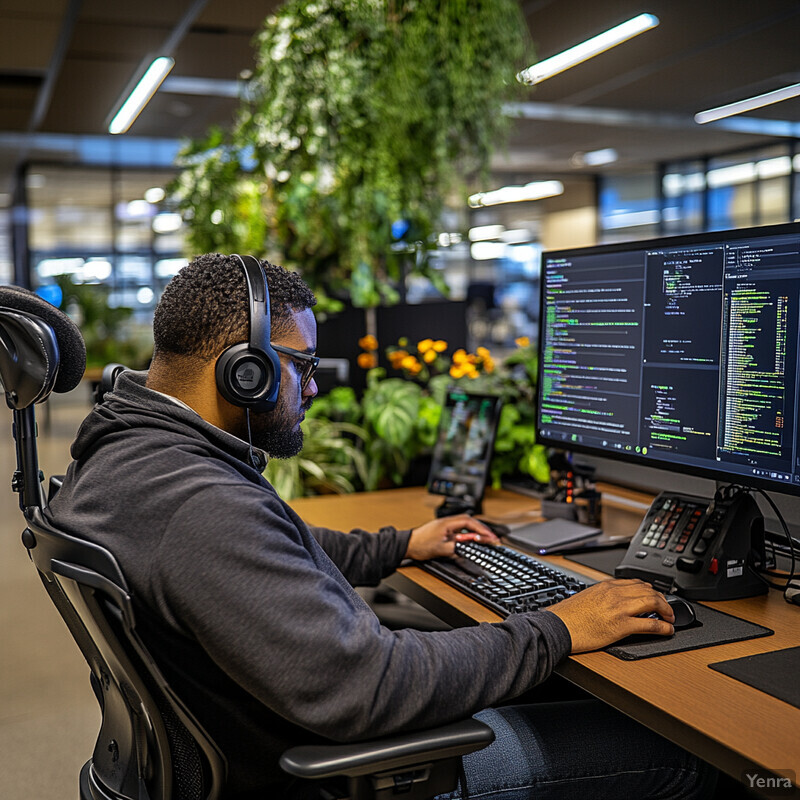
[233,254,270,360]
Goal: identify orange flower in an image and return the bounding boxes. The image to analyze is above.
[452,348,469,365]
[389,349,408,367]
[515,336,530,348]
[357,352,377,369]
[483,357,495,373]
[450,365,466,379]
[358,334,378,351]
[417,338,435,353]
[432,340,447,353]
[401,355,420,371]
[422,349,437,363]
[476,346,491,359]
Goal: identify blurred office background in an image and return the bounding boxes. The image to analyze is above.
[2,1,800,360]
[1,0,799,796]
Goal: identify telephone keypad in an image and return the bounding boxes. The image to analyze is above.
[640,499,707,554]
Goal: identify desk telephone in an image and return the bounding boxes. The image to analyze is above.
[615,487,768,600]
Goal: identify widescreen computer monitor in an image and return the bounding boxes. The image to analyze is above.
[427,388,502,516]
[537,221,800,499]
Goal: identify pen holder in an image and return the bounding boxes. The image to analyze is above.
[574,489,602,528]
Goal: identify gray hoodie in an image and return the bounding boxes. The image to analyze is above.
[46,370,570,798]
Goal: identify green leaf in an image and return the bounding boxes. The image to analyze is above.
[373,404,416,447]
[172,0,529,307]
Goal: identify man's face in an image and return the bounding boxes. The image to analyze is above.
[248,307,318,458]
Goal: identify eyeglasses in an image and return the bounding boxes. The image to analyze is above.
[271,343,320,391]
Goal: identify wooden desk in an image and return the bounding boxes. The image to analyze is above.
[290,486,800,789]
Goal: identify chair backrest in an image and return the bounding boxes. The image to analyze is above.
[23,507,226,800]
[0,289,226,800]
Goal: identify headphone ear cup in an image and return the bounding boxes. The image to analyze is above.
[216,343,278,410]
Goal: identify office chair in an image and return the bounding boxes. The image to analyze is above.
[0,289,494,800]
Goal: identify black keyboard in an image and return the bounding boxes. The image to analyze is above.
[417,541,593,617]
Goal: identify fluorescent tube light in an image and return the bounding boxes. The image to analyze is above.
[757,156,792,180]
[470,241,507,261]
[662,173,705,197]
[152,212,183,233]
[518,14,659,85]
[500,229,533,244]
[109,56,175,134]
[468,180,563,208]
[468,224,505,241]
[695,82,800,124]
[144,187,166,203]
[603,209,660,229]
[583,147,618,166]
[706,163,756,188]
[571,147,618,167]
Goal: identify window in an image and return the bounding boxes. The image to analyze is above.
[27,164,184,324]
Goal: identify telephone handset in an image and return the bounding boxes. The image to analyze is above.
[615,486,768,600]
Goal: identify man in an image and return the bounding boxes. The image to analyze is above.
[47,253,715,799]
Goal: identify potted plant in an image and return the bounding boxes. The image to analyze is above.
[170,0,529,318]
[266,335,550,499]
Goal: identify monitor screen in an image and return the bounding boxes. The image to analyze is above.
[537,222,800,497]
[427,388,502,509]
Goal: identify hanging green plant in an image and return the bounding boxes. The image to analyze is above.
[171,0,529,308]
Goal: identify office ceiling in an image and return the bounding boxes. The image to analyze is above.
[0,0,799,200]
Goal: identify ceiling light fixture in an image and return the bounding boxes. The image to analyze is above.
[517,13,659,85]
[109,56,175,135]
[468,180,563,208]
[571,147,619,167]
[468,224,506,241]
[583,147,618,166]
[695,82,800,124]
[144,187,166,204]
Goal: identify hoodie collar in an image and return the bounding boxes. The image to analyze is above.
[73,370,268,472]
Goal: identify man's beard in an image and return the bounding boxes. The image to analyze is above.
[252,423,304,459]
[248,397,312,459]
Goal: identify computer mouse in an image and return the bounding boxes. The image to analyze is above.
[639,595,696,629]
[665,595,697,629]
[475,519,510,537]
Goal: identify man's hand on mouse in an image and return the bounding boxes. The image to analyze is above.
[406,515,500,561]
[546,579,675,653]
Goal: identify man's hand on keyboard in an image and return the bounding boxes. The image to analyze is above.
[406,515,501,561]
[546,579,675,653]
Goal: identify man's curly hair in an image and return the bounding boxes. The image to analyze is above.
[152,253,317,360]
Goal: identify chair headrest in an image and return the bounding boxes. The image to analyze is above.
[0,286,86,408]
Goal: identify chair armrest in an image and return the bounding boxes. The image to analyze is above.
[279,718,494,779]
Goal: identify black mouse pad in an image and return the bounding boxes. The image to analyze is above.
[605,603,773,660]
[708,646,800,709]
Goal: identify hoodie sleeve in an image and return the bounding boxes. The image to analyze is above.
[308,524,411,586]
[152,483,572,744]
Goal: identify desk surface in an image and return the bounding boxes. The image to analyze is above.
[290,486,800,788]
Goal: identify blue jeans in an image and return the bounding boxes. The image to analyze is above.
[437,700,718,800]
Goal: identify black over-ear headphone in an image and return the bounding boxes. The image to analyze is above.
[215,254,282,411]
